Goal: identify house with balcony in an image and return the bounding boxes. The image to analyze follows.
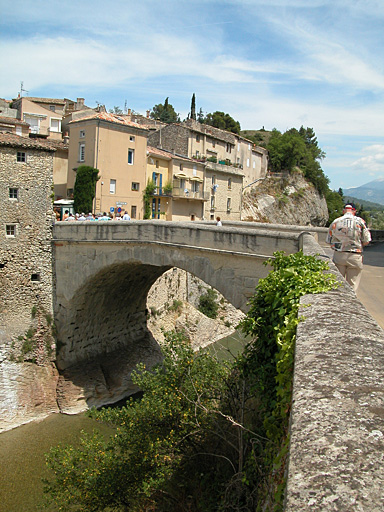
[11,96,90,141]
[67,112,149,218]
[147,146,206,221]
[148,119,266,221]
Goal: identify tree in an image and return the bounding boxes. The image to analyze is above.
[150,98,179,123]
[109,106,123,114]
[267,127,329,196]
[190,93,196,120]
[44,330,236,511]
[204,111,241,134]
[326,189,345,224]
[73,165,99,214]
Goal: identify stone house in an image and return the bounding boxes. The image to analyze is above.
[148,119,268,221]
[0,133,55,351]
[67,112,149,218]
[147,146,206,221]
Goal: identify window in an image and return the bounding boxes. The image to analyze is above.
[193,165,197,175]
[238,143,240,151]
[210,196,215,209]
[128,148,134,164]
[179,163,183,171]
[17,151,26,162]
[131,205,137,219]
[196,134,200,142]
[192,181,199,193]
[6,225,16,237]
[156,160,159,168]
[132,182,140,191]
[130,135,135,142]
[49,105,56,112]
[16,126,22,136]
[212,139,216,148]
[247,158,250,167]
[248,143,251,150]
[79,143,85,162]
[110,179,116,194]
[50,118,61,132]
[226,143,232,153]
[211,175,216,185]
[228,178,232,190]
[227,198,231,211]
[9,188,18,199]
[79,130,85,138]
[31,273,41,282]
[196,150,200,158]
[253,160,256,169]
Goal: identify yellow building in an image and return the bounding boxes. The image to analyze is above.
[147,146,207,221]
[67,112,149,218]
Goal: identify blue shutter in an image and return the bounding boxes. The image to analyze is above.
[159,174,163,195]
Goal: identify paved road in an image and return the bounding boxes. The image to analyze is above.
[357,242,384,330]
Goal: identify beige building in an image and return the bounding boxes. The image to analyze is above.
[147,146,206,221]
[148,119,267,221]
[0,116,30,137]
[67,112,149,218]
[11,96,89,141]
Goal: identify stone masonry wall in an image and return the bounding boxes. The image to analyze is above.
[0,143,58,431]
[148,124,189,156]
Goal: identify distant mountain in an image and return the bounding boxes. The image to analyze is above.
[343,178,384,206]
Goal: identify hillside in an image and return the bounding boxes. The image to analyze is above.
[242,169,328,226]
[343,178,384,206]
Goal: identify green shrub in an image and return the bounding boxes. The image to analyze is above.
[198,288,219,319]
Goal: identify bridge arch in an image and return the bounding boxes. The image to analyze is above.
[53,221,300,409]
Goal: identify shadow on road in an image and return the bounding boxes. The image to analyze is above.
[363,242,384,268]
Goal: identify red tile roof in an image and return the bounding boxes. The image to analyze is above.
[0,132,68,151]
[0,116,29,126]
[69,111,149,130]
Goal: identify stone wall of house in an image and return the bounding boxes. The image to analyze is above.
[0,141,58,431]
[148,124,189,156]
[204,167,243,221]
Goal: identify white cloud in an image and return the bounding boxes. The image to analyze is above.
[351,145,384,174]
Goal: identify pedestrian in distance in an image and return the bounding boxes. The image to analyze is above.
[326,204,371,291]
[216,216,222,226]
[122,210,131,221]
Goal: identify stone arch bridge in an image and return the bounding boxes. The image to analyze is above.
[53,220,303,377]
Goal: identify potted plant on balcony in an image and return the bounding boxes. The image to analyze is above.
[163,181,173,195]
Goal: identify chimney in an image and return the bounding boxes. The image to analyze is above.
[63,132,69,144]
[127,108,131,115]
[76,98,85,110]
[146,110,150,118]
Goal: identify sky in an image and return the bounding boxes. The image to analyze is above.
[1,0,384,190]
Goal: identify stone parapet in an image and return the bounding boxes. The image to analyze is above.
[285,234,384,511]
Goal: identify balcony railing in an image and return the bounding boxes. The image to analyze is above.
[172,187,209,200]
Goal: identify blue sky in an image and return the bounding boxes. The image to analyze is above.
[1,0,384,190]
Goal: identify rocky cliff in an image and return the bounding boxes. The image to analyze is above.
[242,170,329,226]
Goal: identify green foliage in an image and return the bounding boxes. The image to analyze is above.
[109,106,123,114]
[43,253,339,511]
[326,189,345,225]
[143,179,156,219]
[150,97,179,124]
[190,93,196,120]
[198,288,219,319]
[73,165,100,214]
[267,127,329,196]
[239,251,339,508]
[44,331,232,511]
[163,181,173,195]
[203,111,241,134]
[168,299,183,312]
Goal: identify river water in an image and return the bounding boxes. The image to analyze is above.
[0,331,247,511]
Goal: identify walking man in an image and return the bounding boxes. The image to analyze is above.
[326,204,371,291]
